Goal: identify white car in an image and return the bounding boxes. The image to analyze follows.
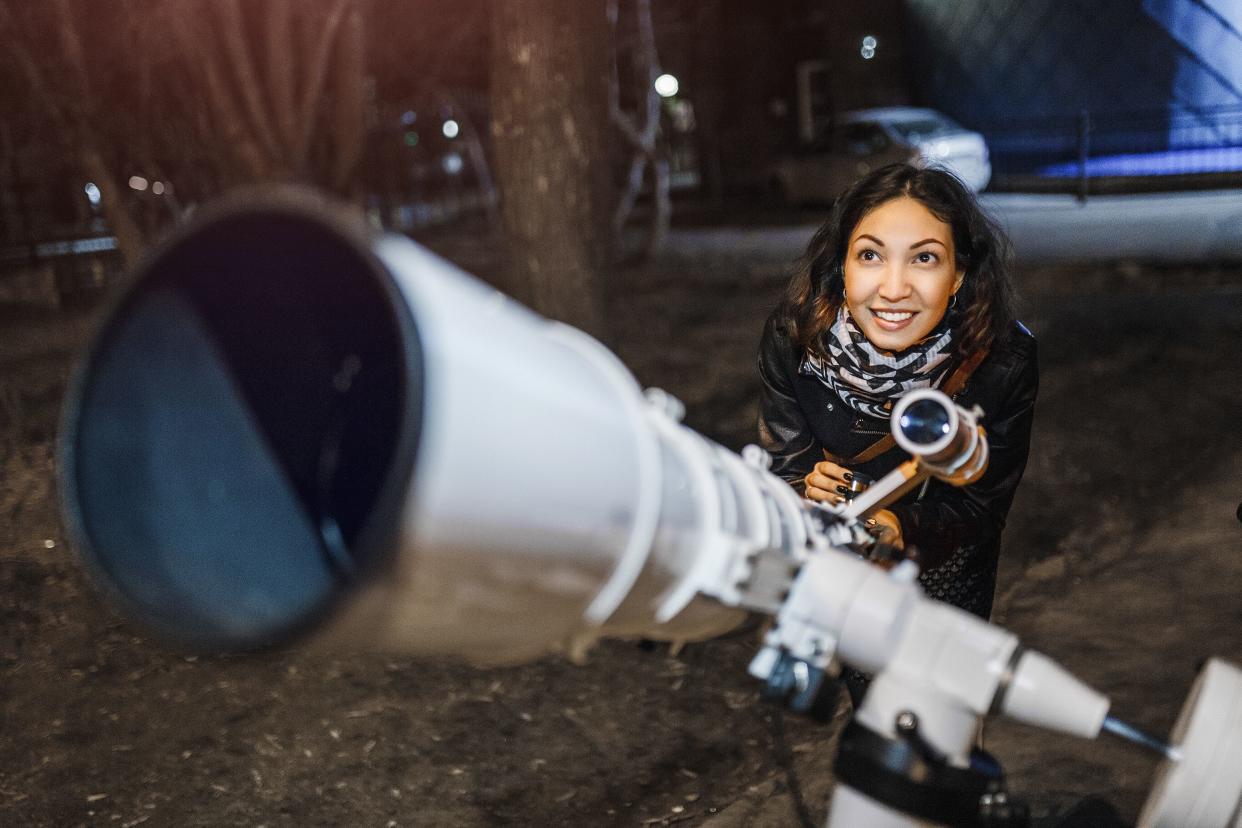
[769,107,991,204]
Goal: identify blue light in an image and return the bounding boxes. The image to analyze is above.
[1037,147,1242,178]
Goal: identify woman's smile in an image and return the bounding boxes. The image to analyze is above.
[871,308,917,329]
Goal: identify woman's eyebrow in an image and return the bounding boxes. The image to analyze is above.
[854,233,886,246]
[910,237,947,249]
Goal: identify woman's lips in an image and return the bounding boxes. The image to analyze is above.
[870,308,917,331]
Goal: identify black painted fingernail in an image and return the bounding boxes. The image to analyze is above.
[836,486,848,494]
[843,473,854,482]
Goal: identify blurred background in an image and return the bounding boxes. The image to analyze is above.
[2,2,1242,826]
[6,0,1242,311]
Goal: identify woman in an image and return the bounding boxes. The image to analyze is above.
[758,162,1036,619]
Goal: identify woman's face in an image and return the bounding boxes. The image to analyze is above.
[842,196,964,353]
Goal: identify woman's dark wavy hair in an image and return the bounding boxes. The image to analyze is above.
[780,162,1015,360]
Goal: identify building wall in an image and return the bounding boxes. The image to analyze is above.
[904,0,1242,139]
[665,0,909,188]
[1143,0,1242,112]
[817,0,908,113]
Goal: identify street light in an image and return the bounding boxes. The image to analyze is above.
[654,73,679,98]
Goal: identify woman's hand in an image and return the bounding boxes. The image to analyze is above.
[865,508,905,550]
[804,462,905,550]
[803,459,855,505]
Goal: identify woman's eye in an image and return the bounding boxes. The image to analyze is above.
[859,249,879,261]
[914,251,938,264]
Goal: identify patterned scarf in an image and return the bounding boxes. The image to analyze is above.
[800,306,954,419]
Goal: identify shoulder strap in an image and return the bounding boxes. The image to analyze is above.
[821,347,990,466]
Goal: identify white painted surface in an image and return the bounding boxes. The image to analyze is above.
[982,190,1242,262]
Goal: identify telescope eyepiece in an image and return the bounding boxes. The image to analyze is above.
[891,389,961,460]
[889,389,987,485]
[897,397,953,448]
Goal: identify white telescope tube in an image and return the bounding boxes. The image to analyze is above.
[59,189,768,661]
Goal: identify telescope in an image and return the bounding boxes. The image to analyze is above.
[59,189,1242,827]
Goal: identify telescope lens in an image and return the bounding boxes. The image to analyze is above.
[898,398,952,447]
[63,200,420,650]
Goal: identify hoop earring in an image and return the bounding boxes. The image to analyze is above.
[948,293,958,310]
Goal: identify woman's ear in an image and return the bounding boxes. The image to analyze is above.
[953,268,965,294]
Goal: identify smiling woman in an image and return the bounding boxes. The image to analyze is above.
[757,162,1037,619]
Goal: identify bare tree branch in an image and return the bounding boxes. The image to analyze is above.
[215,0,283,163]
[50,0,90,99]
[45,0,147,261]
[330,1,367,190]
[294,0,352,172]
[645,155,669,259]
[632,0,669,259]
[265,1,300,152]
[608,0,670,259]
[0,5,72,131]
[429,86,501,226]
[168,9,268,180]
[79,145,146,267]
[7,0,378,259]
[633,0,660,146]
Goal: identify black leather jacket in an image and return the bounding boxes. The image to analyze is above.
[757,311,1039,617]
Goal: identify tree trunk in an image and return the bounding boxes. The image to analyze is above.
[490,0,613,340]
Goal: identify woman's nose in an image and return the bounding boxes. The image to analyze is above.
[878,264,912,301]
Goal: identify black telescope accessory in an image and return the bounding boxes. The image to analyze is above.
[838,471,910,562]
[862,530,920,570]
[855,510,921,570]
[842,469,875,501]
[759,649,844,722]
[833,712,1031,828]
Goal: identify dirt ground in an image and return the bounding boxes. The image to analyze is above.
[3,218,1242,827]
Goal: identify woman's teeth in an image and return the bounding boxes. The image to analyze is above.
[874,310,914,322]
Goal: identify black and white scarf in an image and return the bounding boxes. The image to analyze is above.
[800,307,954,419]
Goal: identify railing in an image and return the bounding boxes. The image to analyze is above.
[979,103,1242,197]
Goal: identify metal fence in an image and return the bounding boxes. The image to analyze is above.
[981,103,1242,196]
